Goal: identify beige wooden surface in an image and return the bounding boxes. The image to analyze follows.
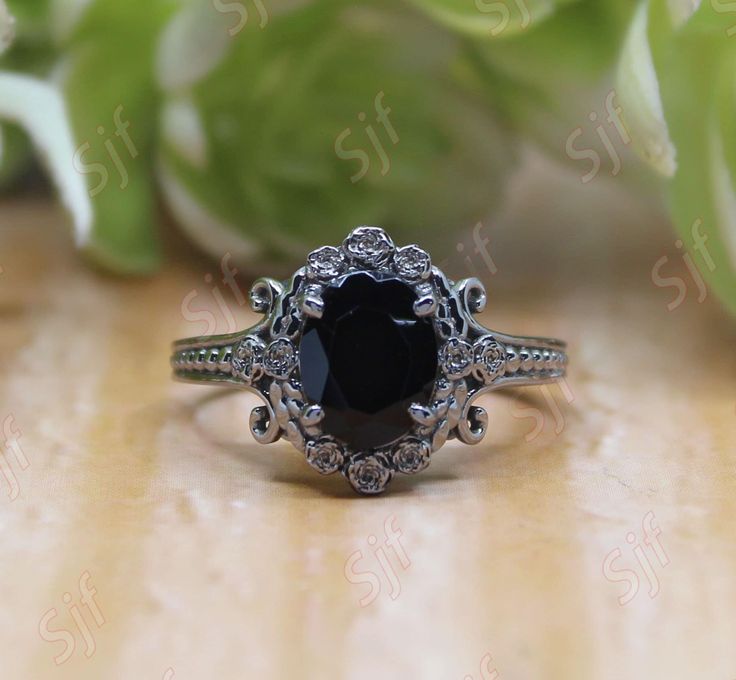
[0,167,734,680]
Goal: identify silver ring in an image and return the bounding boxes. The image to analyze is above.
[170,226,568,495]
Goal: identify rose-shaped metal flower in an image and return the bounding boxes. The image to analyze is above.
[307,246,348,281]
[473,335,505,383]
[344,226,395,268]
[347,455,393,495]
[263,338,297,379]
[231,336,265,382]
[305,436,344,475]
[439,337,474,379]
[392,437,431,475]
[393,245,431,282]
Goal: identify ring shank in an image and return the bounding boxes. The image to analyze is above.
[171,330,250,387]
[170,329,568,389]
[484,331,568,390]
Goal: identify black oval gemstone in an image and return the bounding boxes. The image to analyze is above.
[299,272,438,450]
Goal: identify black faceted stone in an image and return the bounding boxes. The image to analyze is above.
[299,272,438,450]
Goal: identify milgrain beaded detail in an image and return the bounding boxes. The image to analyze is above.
[520,348,534,372]
[171,344,236,377]
[217,348,233,373]
[203,348,217,372]
[542,349,552,370]
[503,344,567,378]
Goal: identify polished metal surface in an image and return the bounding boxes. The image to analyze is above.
[171,226,568,494]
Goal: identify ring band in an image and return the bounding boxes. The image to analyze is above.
[171,226,568,495]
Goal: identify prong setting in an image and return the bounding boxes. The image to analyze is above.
[299,284,325,319]
[413,287,438,317]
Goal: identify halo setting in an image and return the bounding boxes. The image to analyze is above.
[171,226,568,494]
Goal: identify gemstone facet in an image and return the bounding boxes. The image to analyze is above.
[299,272,438,450]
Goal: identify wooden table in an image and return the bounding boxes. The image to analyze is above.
[1,165,734,680]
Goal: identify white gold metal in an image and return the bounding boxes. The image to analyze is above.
[171,226,569,495]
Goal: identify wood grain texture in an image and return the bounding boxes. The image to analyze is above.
[0,165,734,680]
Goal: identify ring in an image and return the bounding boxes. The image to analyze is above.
[171,226,568,495]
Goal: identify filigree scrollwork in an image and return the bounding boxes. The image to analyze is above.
[249,402,280,444]
[457,396,490,445]
[456,277,487,315]
[249,277,283,315]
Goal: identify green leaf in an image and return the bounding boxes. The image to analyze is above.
[616,1,676,176]
[59,0,177,273]
[3,0,49,40]
[158,1,517,260]
[645,0,736,313]
[0,0,14,55]
[406,0,574,37]
[0,72,92,240]
[457,0,637,162]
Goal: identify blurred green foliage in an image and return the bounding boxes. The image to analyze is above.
[1,0,735,314]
